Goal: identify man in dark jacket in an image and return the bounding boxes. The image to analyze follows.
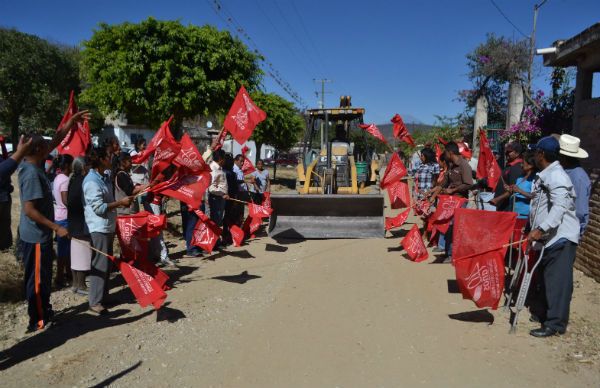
[490,141,524,211]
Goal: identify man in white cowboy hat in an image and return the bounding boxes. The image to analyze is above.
[558,134,591,236]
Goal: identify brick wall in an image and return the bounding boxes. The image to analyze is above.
[575,168,600,282]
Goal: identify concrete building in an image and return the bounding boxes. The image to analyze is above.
[541,23,600,281]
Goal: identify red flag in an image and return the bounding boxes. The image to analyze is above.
[457,142,472,160]
[230,224,245,247]
[151,131,182,180]
[428,195,467,234]
[56,91,91,157]
[174,133,210,174]
[359,123,387,143]
[387,181,411,209]
[150,172,211,210]
[385,208,411,231]
[437,136,448,145]
[223,86,266,145]
[242,156,256,175]
[242,215,262,237]
[241,145,250,155]
[380,152,407,189]
[413,198,432,217]
[400,224,429,262]
[132,116,174,164]
[191,211,222,253]
[0,136,8,159]
[248,202,273,218]
[476,129,502,191]
[262,191,272,209]
[453,208,516,309]
[434,143,443,163]
[118,260,167,309]
[146,212,166,238]
[213,128,228,151]
[390,114,415,146]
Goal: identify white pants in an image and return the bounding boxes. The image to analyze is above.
[149,202,169,261]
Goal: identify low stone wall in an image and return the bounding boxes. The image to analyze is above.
[576,168,600,282]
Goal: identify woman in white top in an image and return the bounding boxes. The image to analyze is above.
[52,154,74,288]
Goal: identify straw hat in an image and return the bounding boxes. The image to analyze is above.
[559,134,588,159]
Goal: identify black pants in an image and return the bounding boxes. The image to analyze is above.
[539,241,577,332]
[0,198,13,250]
[22,240,54,327]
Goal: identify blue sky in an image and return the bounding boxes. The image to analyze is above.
[1,0,598,124]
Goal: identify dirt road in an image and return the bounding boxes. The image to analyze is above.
[0,168,598,387]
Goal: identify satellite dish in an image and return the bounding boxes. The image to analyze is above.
[206,121,213,128]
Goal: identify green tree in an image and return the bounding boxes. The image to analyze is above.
[80,18,262,132]
[249,91,304,157]
[0,28,80,145]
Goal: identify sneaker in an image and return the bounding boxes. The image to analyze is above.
[185,249,202,258]
[442,256,453,264]
[75,288,89,296]
[26,320,53,333]
[432,247,445,253]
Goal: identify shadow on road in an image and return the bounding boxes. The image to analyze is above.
[89,361,142,388]
[211,271,261,284]
[448,309,494,324]
[446,279,460,294]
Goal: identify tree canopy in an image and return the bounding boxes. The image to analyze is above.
[0,28,79,145]
[249,91,304,154]
[80,17,263,131]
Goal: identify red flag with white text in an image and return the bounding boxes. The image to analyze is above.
[150,172,211,210]
[385,208,411,231]
[262,191,272,210]
[428,195,467,234]
[223,86,266,145]
[118,259,167,309]
[230,225,245,247]
[213,129,228,151]
[56,91,91,157]
[401,224,429,262]
[174,133,210,174]
[380,152,407,189]
[248,202,273,218]
[453,208,516,309]
[191,210,222,253]
[242,156,256,175]
[132,116,174,164]
[476,129,501,191]
[242,215,262,237]
[387,181,411,209]
[359,123,388,143]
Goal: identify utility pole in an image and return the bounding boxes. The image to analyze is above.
[313,78,332,147]
[528,0,548,95]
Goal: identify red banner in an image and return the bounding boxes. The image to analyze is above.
[434,143,442,163]
[191,210,222,253]
[118,260,167,309]
[242,156,256,175]
[56,91,91,157]
[385,208,410,231]
[390,113,415,146]
[262,191,271,209]
[248,202,272,218]
[230,224,245,247]
[401,224,429,262]
[428,195,467,234]
[452,208,516,309]
[437,136,448,145]
[150,172,211,210]
[476,129,501,191]
[359,123,387,143]
[213,128,228,151]
[387,181,411,209]
[380,152,407,189]
[223,86,266,145]
[412,198,432,217]
[174,133,209,174]
[242,215,262,237]
[150,130,182,180]
[132,116,174,164]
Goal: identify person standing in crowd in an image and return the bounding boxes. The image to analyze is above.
[428,142,473,262]
[18,111,87,332]
[233,154,250,203]
[250,159,270,204]
[208,149,229,227]
[181,201,202,257]
[408,148,421,176]
[68,157,91,295]
[130,138,150,211]
[509,151,537,219]
[129,138,146,158]
[113,152,147,215]
[103,136,121,183]
[83,147,133,315]
[221,154,239,245]
[490,142,524,211]
[0,135,32,250]
[527,136,580,338]
[558,134,591,237]
[52,154,74,288]
[414,147,439,200]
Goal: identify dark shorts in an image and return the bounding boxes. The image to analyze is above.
[55,219,70,258]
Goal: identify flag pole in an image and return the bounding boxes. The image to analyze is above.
[71,238,114,260]
[453,238,529,262]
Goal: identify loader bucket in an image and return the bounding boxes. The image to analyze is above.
[268,194,385,239]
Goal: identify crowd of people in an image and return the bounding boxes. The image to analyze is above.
[0,113,272,332]
[405,134,591,338]
[0,113,591,339]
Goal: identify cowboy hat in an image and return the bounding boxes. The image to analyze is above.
[559,134,588,158]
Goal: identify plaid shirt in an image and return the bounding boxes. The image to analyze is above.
[415,162,440,193]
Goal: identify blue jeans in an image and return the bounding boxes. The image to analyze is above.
[180,202,201,253]
[208,194,225,227]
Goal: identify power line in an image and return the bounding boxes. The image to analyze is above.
[289,0,325,73]
[207,0,307,107]
[489,0,529,38]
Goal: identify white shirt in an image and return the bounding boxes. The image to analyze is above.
[208,161,228,196]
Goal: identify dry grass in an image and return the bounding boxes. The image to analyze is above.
[0,250,23,303]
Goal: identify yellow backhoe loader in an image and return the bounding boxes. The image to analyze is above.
[268,97,385,239]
